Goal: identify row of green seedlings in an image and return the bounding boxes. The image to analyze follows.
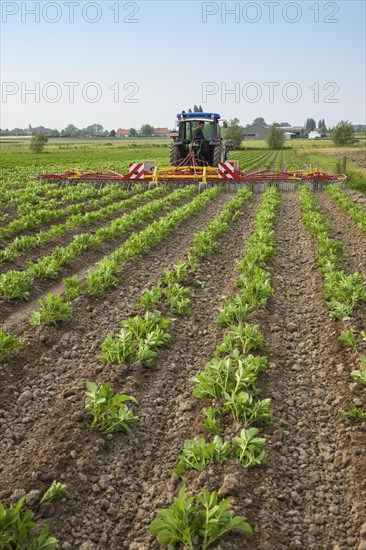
[0,180,132,238]
[150,187,280,549]
[5,177,119,214]
[79,188,254,434]
[0,480,73,548]
[284,151,306,172]
[232,150,268,174]
[0,185,163,263]
[0,186,250,357]
[0,186,197,300]
[24,186,223,326]
[261,151,279,171]
[0,187,254,547]
[93,186,256,549]
[97,185,253,366]
[241,151,274,174]
[325,184,366,234]
[0,182,145,245]
[298,186,366,423]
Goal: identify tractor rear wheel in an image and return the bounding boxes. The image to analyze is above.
[212,144,224,167]
[170,144,181,166]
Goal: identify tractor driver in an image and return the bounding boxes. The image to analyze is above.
[193,121,205,140]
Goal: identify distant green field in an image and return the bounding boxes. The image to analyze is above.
[0,136,364,192]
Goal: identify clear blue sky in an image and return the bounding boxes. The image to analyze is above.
[1,0,365,130]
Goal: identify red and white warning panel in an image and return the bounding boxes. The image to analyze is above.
[218,161,239,180]
[128,163,146,179]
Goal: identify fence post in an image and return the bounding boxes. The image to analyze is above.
[342,156,347,173]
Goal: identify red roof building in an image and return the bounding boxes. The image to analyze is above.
[153,127,169,137]
[116,128,129,137]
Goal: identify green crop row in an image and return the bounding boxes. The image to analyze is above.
[0,187,196,300]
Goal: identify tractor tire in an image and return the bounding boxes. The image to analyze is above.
[170,144,181,166]
[148,182,156,190]
[212,144,224,167]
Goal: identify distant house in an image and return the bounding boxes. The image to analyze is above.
[243,124,269,140]
[280,126,304,137]
[116,128,129,138]
[153,127,170,137]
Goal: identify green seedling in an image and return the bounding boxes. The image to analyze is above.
[41,481,68,503]
[150,487,252,549]
[234,427,266,468]
[84,381,137,434]
[338,329,357,351]
[0,497,58,549]
[0,329,22,361]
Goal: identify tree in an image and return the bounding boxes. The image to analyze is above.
[332,121,355,146]
[253,117,266,126]
[222,118,245,149]
[266,124,285,149]
[129,128,137,137]
[62,124,79,137]
[305,118,316,133]
[49,129,60,138]
[30,131,48,153]
[280,122,291,127]
[109,129,116,138]
[86,124,104,136]
[140,124,154,137]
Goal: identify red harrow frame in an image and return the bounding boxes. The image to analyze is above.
[36,157,347,192]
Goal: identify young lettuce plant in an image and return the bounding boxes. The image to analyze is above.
[29,293,71,326]
[172,436,230,477]
[63,275,82,300]
[134,284,161,311]
[234,427,266,468]
[0,497,58,549]
[41,481,68,503]
[342,403,366,424]
[0,270,33,300]
[215,323,263,357]
[202,407,220,434]
[338,329,357,351]
[84,381,138,434]
[350,358,366,385]
[150,487,252,549]
[0,329,22,361]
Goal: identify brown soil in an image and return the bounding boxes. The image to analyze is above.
[0,191,365,550]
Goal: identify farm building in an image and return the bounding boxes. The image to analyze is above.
[153,127,170,137]
[243,124,269,140]
[281,126,305,137]
[244,124,305,140]
[116,128,129,138]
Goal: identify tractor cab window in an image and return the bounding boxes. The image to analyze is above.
[204,122,215,140]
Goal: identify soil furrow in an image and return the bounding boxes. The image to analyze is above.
[315,192,366,280]
[242,192,366,550]
[343,188,366,211]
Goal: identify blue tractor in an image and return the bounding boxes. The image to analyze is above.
[170,112,225,167]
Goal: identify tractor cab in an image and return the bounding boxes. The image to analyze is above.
[170,112,225,167]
